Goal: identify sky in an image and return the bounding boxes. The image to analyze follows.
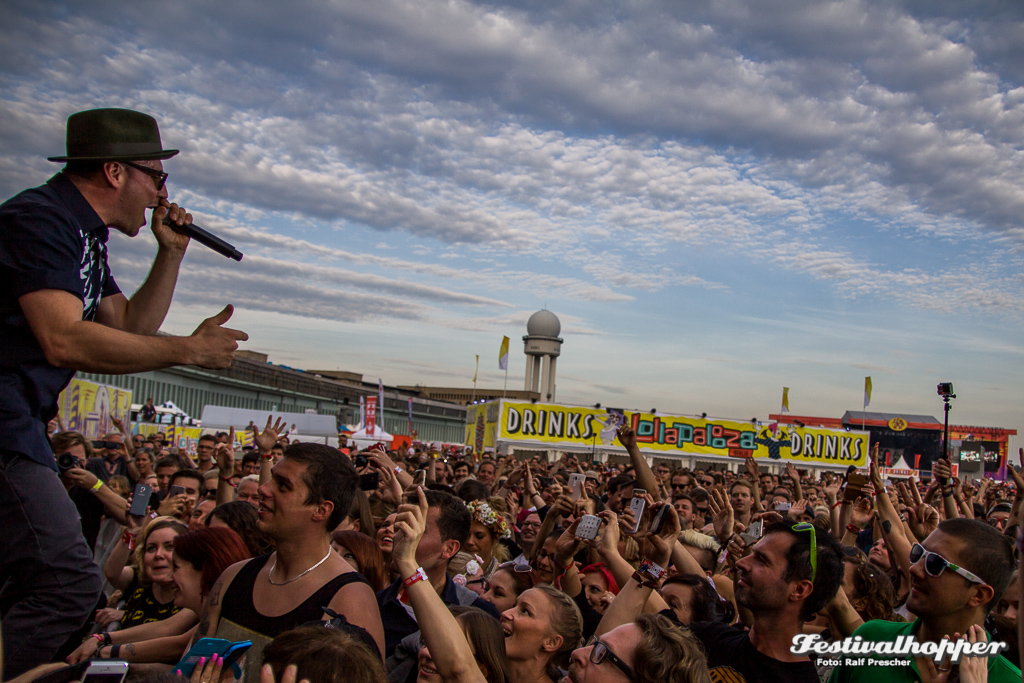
[2,1,1022,454]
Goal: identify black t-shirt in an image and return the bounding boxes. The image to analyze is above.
[0,173,120,470]
[687,620,819,683]
[86,456,130,483]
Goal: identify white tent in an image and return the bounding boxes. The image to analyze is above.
[199,406,338,437]
[879,455,918,479]
[348,424,394,449]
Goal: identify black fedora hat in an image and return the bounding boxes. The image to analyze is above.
[48,108,179,162]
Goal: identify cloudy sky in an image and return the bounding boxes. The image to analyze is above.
[3,1,1022,453]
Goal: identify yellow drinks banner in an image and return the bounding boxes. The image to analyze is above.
[58,378,132,440]
[488,401,868,466]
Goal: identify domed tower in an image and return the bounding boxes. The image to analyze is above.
[523,310,563,401]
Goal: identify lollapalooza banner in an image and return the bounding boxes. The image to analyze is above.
[58,378,132,440]
[468,401,869,466]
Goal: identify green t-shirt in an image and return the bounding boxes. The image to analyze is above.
[828,619,1020,683]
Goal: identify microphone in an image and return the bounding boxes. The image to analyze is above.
[163,216,243,261]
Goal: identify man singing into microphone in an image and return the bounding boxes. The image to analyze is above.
[0,108,247,676]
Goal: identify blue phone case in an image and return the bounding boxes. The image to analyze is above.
[173,638,252,678]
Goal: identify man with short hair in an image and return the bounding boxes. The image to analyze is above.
[194,434,216,474]
[85,431,132,482]
[0,108,246,676]
[196,443,384,680]
[270,443,285,464]
[730,479,755,526]
[568,613,709,683]
[377,488,499,674]
[605,475,635,514]
[830,518,1020,683]
[240,450,261,476]
[451,460,471,483]
[476,460,496,485]
[670,472,692,494]
[159,468,203,522]
[695,520,845,683]
[672,494,695,531]
[154,455,178,493]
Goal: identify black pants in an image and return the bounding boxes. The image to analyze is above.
[0,452,102,678]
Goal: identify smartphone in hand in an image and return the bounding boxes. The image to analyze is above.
[649,504,669,534]
[129,483,151,516]
[568,473,585,501]
[575,514,601,541]
[628,495,646,534]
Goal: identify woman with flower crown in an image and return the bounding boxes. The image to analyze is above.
[464,498,513,577]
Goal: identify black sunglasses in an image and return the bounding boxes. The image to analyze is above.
[121,161,168,191]
[587,636,634,679]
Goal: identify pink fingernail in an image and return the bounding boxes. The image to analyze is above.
[198,657,206,667]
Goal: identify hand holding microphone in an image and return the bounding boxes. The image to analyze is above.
[156,201,243,261]
[162,215,243,261]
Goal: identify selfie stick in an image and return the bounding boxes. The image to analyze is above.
[163,216,243,261]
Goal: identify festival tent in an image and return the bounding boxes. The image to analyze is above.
[348,424,394,450]
[199,406,339,444]
[879,455,918,479]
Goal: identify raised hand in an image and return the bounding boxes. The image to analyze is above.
[907,503,939,542]
[252,416,287,454]
[594,511,620,557]
[216,426,236,473]
[932,458,953,481]
[616,425,638,451]
[392,487,429,571]
[643,503,679,568]
[850,497,874,529]
[744,457,760,482]
[709,487,735,544]
[553,518,584,568]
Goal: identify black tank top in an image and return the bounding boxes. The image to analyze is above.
[219,552,371,637]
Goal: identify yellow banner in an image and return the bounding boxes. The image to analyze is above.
[490,402,868,466]
[58,378,132,440]
[135,424,249,455]
[465,402,499,451]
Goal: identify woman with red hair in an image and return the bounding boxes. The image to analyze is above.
[579,563,619,614]
[172,527,252,614]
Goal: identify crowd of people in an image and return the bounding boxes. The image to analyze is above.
[7,416,1022,683]
[1,108,1022,683]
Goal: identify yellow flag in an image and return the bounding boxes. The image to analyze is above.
[499,336,510,370]
[864,377,872,408]
[473,355,479,383]
[781,387,790,413]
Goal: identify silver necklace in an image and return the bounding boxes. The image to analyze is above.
[267,547,332,586]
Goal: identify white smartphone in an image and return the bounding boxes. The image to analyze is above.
[82,660,129,683]
[739,519,764,546]
[568,473,585,501]
[575,514,601,541]
[628,495,646,534]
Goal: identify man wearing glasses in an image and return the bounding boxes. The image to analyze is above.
[84,431,136,483]
[830,518,1019,683]
[0,108,246,676]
